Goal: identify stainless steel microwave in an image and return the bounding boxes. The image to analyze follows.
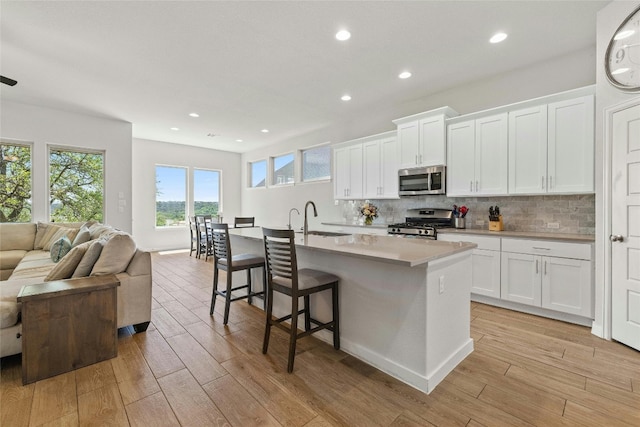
[398,165,446,196]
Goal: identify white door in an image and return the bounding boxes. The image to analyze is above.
[475,113,508,195]
[471,249,501,298]
[419,115,446,166]
[541,256,592,317]
[397,121,420,168]
[501,252,541,306]
[446,120,475,196]
[363,140,381,198]
[347,144,363,199]
[508,105,548,194]
[612,101,640,351]
[333,147,349,199]
[379,137,398,198]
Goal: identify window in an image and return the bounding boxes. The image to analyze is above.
[271,153,294,185]
[155,165,187,227]
[250,160,267,188]
[1,142,32,222]
[301,145,331,182]
[194,169,221,218]
[49,147,104,223]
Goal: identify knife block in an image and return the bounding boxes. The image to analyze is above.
[489,215,503,231]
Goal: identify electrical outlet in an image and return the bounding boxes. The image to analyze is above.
[476,220,485,226]
[439,276,445,294]
[547,222,560,229]
[334,199,339,206]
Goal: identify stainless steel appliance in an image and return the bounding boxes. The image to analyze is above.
[387,208,454,239]
[398,165,446,196]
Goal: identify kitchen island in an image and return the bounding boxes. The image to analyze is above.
[229,228,476,394]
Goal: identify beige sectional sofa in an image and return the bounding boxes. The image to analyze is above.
[0,222,152,358]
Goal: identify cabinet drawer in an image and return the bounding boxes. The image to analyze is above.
[438,233,500,251]
[501,238,591,260]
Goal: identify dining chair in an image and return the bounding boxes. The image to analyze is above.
[189,216,199,257]
[234,217,255,228]
[210,223,266,324]
[262,227,340,373]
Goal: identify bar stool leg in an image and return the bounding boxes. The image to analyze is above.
[246,269,253,305]
[332,284,340,350]
[223,269,233,324]
[262,286,274,354]
[303,295,311,332]
[210,264,219,315]
[287,297,299,373]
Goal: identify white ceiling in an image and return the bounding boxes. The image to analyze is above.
[0,0,610,153]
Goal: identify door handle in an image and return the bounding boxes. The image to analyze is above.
[415,155,418,165]
[544,260,547,275]
[470,181,473,192]
[541,176,545,189]
[475,180,479,192]
[549,176,553,189]
[536,259,539,274]
[610,235,624,242]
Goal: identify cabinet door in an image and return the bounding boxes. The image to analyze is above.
[347,144,363,199]
[501,252,541,306]
[379,137,399,198]
[475,113,508,195]
[333,147,350,199]
[363,140,381,198]
[509,106,548,194]
[541,256,592,317]
[471,249,501,298]
[397,121,420,168]
[419,115,446,166]
[547,95,594,194]
[446,120,476,196]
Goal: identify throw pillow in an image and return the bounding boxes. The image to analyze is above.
[50,236,72,263]
[42,226,79,251]
[90,233,137,276]
[33,222,54,250]
[72,239,105,278]
[72,226,91,247]
[44,240,92,281]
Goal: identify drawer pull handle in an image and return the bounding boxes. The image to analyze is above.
[532,247,551,251]
[536,259,539,274]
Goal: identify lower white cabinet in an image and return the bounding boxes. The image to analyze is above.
[438,234,501,298]
[439,233,594,320]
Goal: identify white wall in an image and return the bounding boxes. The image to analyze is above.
[593,0,640,338]
[132,138,242,251]
[241,47,597,230]
[0,100,133,232]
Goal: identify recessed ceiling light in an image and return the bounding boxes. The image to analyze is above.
[614,30,635,41]
[335,30,351,41]
[341,94,352,101]
[189,113,199,118]
[398,71,412,79]
[170,127,179,131]
[261,129,269,133]
[490,32,508,43]
[236,139,243,142]
[611,67,629,75]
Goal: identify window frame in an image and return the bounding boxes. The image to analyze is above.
[193,167,223,220]
[299,143,332,184]
[0,139,33,223]
[270,152,295,187]
[154,164,188,229]
[248,159,267,189]
[47,144,105,223]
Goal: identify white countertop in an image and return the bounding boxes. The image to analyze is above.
[321,221,389,229]
[437,228,595,243]
[229,227,476,267]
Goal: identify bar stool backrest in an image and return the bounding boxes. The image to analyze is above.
[234,217,255,228]
[210,223,231,261]
[262,228,298,295]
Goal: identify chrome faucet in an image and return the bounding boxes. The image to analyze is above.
[288,208,300,230]
[303,200,317,235]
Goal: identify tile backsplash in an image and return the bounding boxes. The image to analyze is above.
[341,194,595,235]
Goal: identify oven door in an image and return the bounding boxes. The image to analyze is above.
[398,166,446,195]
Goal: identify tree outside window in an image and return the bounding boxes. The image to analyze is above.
[0,143,32,222]
[194,169,221,218]
[155,165,187,227]
[49,148,104,223]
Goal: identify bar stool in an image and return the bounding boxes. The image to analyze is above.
[209,223,266,324]
[262,227,340,373]
[234,217,255,228]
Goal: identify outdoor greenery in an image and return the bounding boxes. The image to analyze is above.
[0,144,105,223]
[155,201,219,226]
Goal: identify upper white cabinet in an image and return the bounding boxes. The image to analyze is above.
[363,134,398,199]
[393,107,458,169]
[334,131,398,200]
[509,94,594,195]
[333,144,363,200]
[447,113,508,197]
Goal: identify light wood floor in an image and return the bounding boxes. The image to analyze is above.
[2,251,639,426]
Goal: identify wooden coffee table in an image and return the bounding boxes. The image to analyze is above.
[17,275,120,385]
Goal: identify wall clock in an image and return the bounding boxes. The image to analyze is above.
[605,4,640,92]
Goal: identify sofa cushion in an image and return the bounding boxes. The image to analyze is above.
[72,239,105,278]
[88,224,113,240]
[51,236,72,262]
[0,249,28,271]
[34,223,79,251]
[72,226,91,247]
[9,250,55,280]
[44,241,92,281]
[91,233,137,276]
[0,301,19,329]
[0,223,37,251]
[43,227,79,251]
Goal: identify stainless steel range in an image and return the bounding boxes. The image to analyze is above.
[387,208,454,239]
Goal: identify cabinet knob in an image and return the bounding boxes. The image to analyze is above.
[610,235,624,242]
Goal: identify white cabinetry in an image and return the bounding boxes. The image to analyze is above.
[363,134,398,199]
[393,107,458,168]
[438,233,501,298]
[333,144,363,200]
[447,113,508,196]
[334,131,397,200]
[509,95,594,195]
[501,238,593,317]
